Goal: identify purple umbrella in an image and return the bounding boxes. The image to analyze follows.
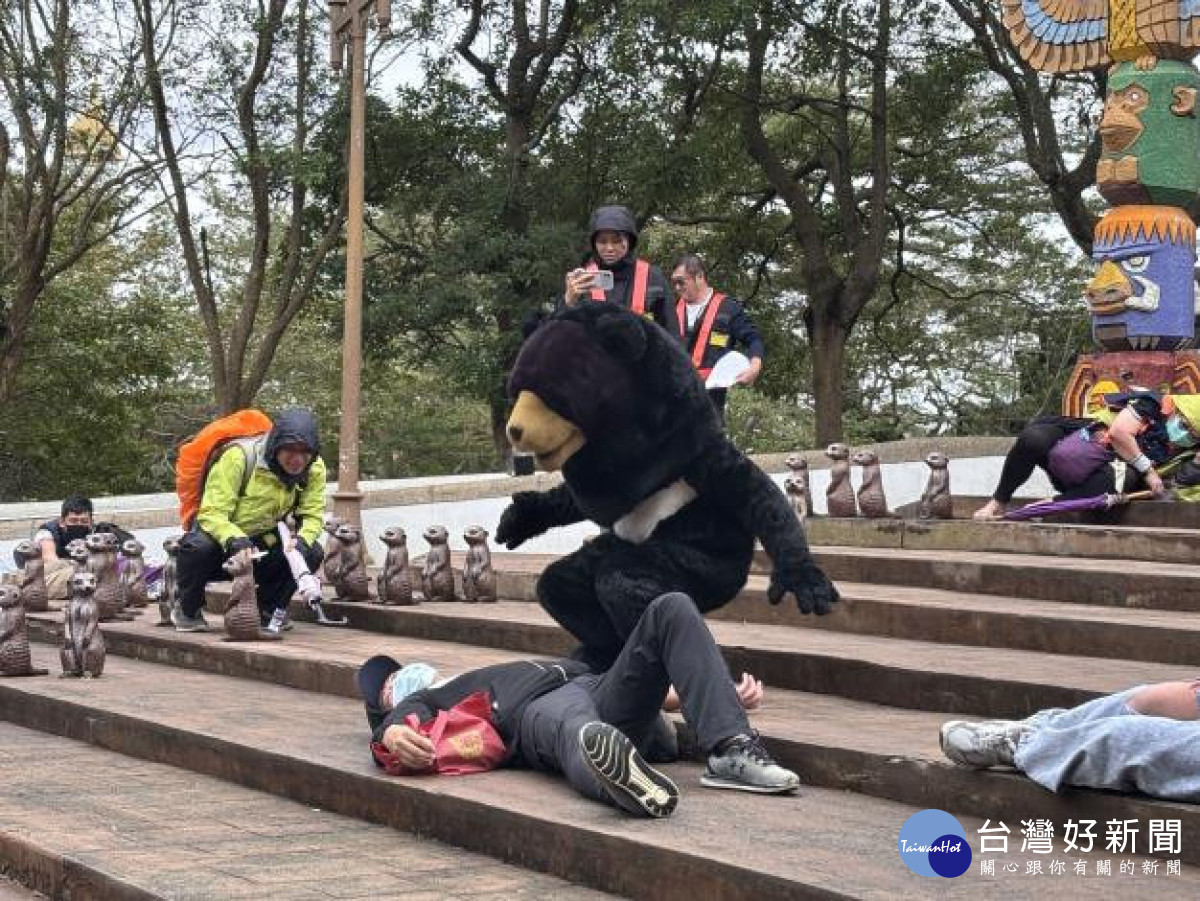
[1003,490,1155,522]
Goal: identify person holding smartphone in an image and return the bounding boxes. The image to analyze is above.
[562,205,680,339]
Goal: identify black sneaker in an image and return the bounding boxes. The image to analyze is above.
[578,722,679,818]
[702,732,800,794]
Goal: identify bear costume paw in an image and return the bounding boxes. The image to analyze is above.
[768,560,840,616]
[496,492,546,550]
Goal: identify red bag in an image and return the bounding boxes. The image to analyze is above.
[371,690,507,776]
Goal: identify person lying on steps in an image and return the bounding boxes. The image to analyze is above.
[358,592,798,818]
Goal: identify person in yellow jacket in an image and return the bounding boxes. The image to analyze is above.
[174,408,327,632]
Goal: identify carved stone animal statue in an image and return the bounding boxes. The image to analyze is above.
[222,549,279,642]
[0,584,47,676]
[86,532,129,621]
[14,540,49,613]
[784,455,813,521]
[825,443,858,518]
[378,527,415,606]
[66,539,89,572]
[328,523,372,601]
[421,525,456,602]
[852,449,890,519]
[321,516,346,586]
[784,476,809,524]
[61,571,104,678]
[157,537,181,626]
[461,526,497,603]
[119,539,149,609]
[918,451,953,520]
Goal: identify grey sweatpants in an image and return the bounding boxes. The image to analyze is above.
[1014,687,1200,802]
[515,592,749,807]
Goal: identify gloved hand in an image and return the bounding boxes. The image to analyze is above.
[768,556,840,615]
[225,536,254,559]
[495,492,546,550]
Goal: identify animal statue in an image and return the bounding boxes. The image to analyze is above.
[0,584,47,676]
[14,540,49,613]
[852,449,890,519]
[421,525,456,602]
[66,539,89,572]
[378,527,415,606]
[999,0,1200,73]
[119,538,149,609]
[61,571,104,678]
[825,443,858,518]
[784,477,809,524]
[222,549,279,641]
[327,523,372,601]
[86,532,129,621]
[461,525,497,603]
[157,536,181,626]
[321,516,346,586]
[918,451,954,520]
[784,454,814,520]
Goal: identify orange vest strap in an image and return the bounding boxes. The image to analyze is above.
[677,293,726,377]
[586,259,650,314]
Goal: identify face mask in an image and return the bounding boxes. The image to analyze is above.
[1166,416,1197,448]
[61,524,91,543]
[383,662,438,708]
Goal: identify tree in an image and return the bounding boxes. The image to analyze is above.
[945,0,1103,254]
[733,0,892,444]
[0,0,162,404]
[134,0,347,413]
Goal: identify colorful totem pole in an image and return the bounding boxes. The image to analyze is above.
[1000,1,1200,414]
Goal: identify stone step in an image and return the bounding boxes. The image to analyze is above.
[378,546,1200,611]
[801,517,1200,565]
[22,612,1200,872]
[119,595,1197,717]
[726,579,1200,666]
[0,722,607,901]
[0,658,1192,897]
[198,548,1200,666]
[774,546,1200,611]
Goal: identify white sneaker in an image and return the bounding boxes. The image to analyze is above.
[701,732,800,794]
[939,719,1029,769]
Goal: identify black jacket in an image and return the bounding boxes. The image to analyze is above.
[678,294,766,374]
[556,205,681,340]
[370,658,590,761]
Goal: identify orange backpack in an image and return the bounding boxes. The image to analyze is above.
[175,409,273,529]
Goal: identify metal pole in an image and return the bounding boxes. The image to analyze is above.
[331,5,367,529]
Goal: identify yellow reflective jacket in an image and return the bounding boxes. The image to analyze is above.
[197,436,326,548]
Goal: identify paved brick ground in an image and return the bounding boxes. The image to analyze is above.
[0,723,612,900]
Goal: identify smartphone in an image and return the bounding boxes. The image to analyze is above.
[590,269,614,292]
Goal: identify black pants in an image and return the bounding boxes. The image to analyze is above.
[176,528,324,619]
[515,592,748,808]
[992,415,1096,502]
[537,529,750,672]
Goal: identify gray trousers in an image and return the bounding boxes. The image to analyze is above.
[515,592,748,806]
[1015,687,1200,802]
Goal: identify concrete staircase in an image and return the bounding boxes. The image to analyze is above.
[4,517,1200,898]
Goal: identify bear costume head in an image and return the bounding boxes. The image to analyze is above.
[506,304,718,518]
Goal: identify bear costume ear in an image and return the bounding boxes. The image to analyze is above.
[592,307,648,363]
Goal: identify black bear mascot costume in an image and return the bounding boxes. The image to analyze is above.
[497,303,840,669]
